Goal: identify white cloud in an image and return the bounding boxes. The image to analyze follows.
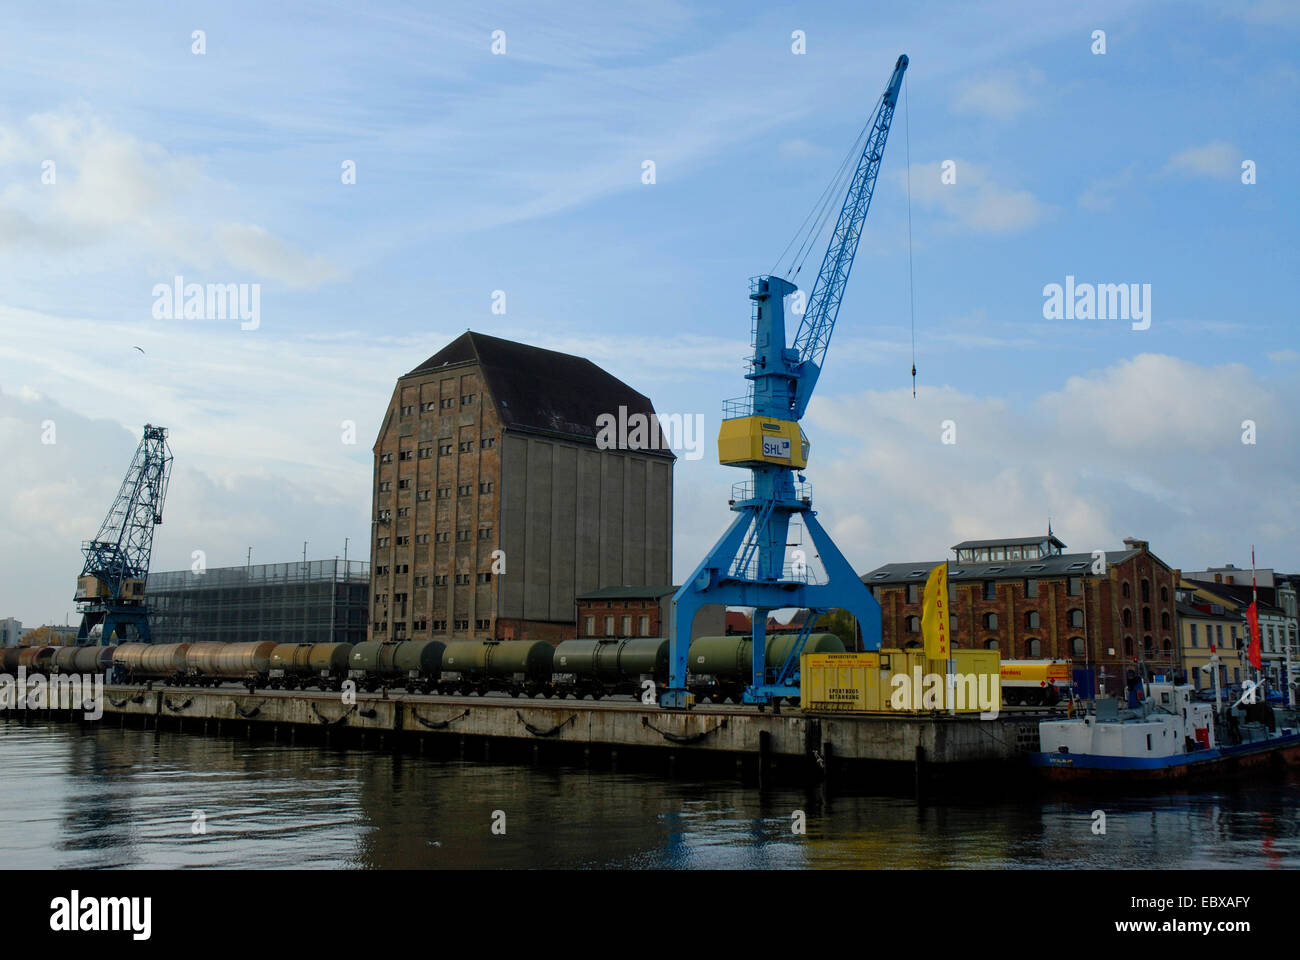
[904,160,1049,234]
[0,110,345,288]
[803,353,1300,576]
[1164,140,1241,179]
[951,69,1042,121]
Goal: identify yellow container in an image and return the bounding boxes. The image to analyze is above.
[800,652,880,711]
[718,416,808,469]
[803,648,1001,714]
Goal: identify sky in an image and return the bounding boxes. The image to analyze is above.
[1,0,1297,626]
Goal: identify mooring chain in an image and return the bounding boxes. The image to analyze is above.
[311,702,357,726]
[517,712,576,738]
[410,708,470,730]
[641,715,729,744]
[234,699,267,718]
[164,697,193,712]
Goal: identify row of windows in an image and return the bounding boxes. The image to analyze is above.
[401,394,476,417]
[1120,580,1167,603]
[1120,608,1171,630]
[377,527,493,547]
[901,577,1086,604]
[378,437,497,465]
[979,637,1085,656]
[907,609,1087,632]
[375,618,490,633]
[584,615,654,638]
[1189,623,1238,648]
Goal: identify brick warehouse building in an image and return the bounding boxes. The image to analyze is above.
[862,533,1182,697]
[370,331,675,643]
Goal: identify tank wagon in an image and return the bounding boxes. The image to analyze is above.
[441,640,552,697]
[551,638,668,700]
[183,641,277,691]
[348,640,444,693]
[686,634,847,703]
[114,643,191,684]
[269,642,353,691]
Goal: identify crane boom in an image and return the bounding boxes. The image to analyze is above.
[791,53,908,418]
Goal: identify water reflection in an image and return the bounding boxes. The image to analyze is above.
[1,721,1296,869]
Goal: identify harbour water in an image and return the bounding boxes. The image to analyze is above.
[3,720,1297,869]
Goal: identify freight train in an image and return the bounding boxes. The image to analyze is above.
[4,634,847,703]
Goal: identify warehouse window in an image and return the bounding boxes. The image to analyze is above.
[415,534,429,545]
[585,616,595,636]
[441,398,455,409]
[455,574,470,585]
[640,616,650,636]
[398,450,413,461]
[380,453,393,464]
[458,484,472,496]
[479,481,494,494]
[434,575,447,586]
[1069,609,1084,628]
[414,576,427,587]
[984,639,997,650]
[437,487,451,499]
[418,446,432,459]
[983,612,997,630]
[433,620,447,630]
[476,572,491,584]
[1071,636,1085,655]
[1141,579,1150,602]
[984,581,997,600]
[906,616,920,633]
[1142,608,1151,630]
[379,481,392,492]
[1160,585,1168,602]
[461,394,476,405]
[1122,582,1130,599]
[413,620,427,631]
[400,405,414,416]
[397,507,409,518]
[1124,636,1134,656]
[396,536,409,546]
[435,532,449,543]
[478,527,492,540]
[395,564,409,575]
[605,616,614,635]
[455,619,469,630]
[1068,577,1082,596]
[398,479,411,489]
[456,530,470,542]
[1123,609,1132,627]
[1024,579,1038,598]
[1025,611,1040,629]
[458,441,474,453]
[907,584,920,604]
[1025,638,1040,657]
[377,537,390,548]
[417,489,430,501]
[439,444,452,456]
[481,437,496,449]
[1161,611,1170,629]
[622,616,632,636]
[1217,625,1224,646]
[1190,623,1198,647]
[476,618,490,630]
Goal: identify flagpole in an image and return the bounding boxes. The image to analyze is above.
[1251,546,1259,695]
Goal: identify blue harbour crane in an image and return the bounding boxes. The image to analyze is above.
[74,424,173,645]
[660,55,909,709]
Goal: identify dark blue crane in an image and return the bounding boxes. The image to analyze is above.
[660,55,908,708]
[74,424,173,645]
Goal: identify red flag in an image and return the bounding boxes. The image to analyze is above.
[1246,601,1262,671]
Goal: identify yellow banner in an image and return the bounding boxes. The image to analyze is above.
[921,562,950,660]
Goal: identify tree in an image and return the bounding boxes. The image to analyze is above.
[814,609,859,650]
[19,626,64,646]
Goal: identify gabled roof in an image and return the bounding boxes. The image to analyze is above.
[405,331,674,456]
[863,550,1141,584]
[951,534,1067,551]
[576,585,677,600]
